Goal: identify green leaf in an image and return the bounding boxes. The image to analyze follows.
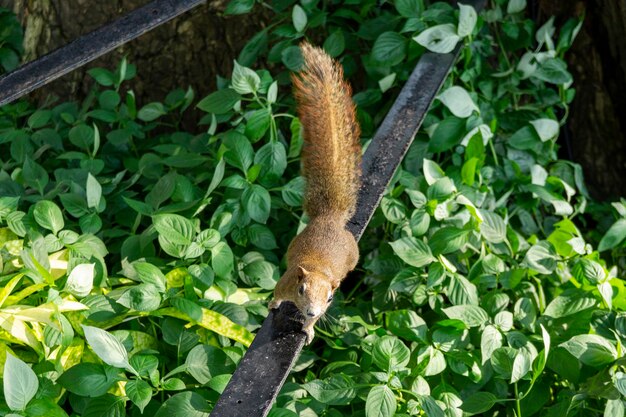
[366,385,397,417]
[292,5,307,32]
[461,392,497,414]
[281,45,303,71]
[24,398,69,417]
[82,325,133,372]
[197,88,241,114]
[457,3,477,37]
[245,108,271,142]
[65,263,95,298]
[437,87,478,118]
[153,214,195,245]
[509,126,541,150]
[225,0,254,15]
[598,219,626,251]
[429,227,468,255]
[530,118,559,142]
[381,197,407,224]
[481,325,503,364]
[571,258,606,284]
[282,176,305,206]
[413,24,460,53]
[385,310,428,342]
[533,58,573,85]
[378,73,396,92]
[254,141,287,182]
[33,200,64,234]
[429,116,466,152]
[82,394,125,417]
[372,336,410,371]
[543,289,596,318]
[442,305,489,327]
[0,196,19,220]
[57,363,119,397]
[248,224,277,249]
[231,60,260,95]
[389,236,435,267]
[98,90,121,110]
[68,124,94,149]
[223,131,254,173]
[523,241,558,274]
[511,350,531,383]
[86,173,102,209]
[395,0,422,17]
[605,399,625,417]
[117,284,161,312]
[418,395,445,417]
[615,372,626,397]
[559,334,617,367]
[211,241,234,278]
[162,378,186,391]
[372,32,407,66]
[422,159,445,185]
[303,375,356,405]
[125,379,152,413]
[410,210,430,236]
[88,68,115,86]
[185,344,233,384]
[507,0,526,13]
[23,157,48,194]
[138,102,166,122]
[242,184,271,223]
[324,30,346,57]
[27,110,51,129]
[3,353,38,411]
[478,209,507,243]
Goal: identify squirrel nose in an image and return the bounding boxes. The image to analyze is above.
[306,308,320,318]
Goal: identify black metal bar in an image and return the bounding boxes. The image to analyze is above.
[0,0,205,107]
[212,1,485,415]
[346,51,458,240]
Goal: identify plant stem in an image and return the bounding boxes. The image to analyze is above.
[514,383,523,417]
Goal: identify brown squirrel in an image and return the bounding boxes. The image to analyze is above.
[269,42,361,344]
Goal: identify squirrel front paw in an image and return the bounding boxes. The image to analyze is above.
[303,325,315,345]
[268,299,282,310]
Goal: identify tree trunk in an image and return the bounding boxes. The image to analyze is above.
[539,0,626,200]
[0,0,269,110]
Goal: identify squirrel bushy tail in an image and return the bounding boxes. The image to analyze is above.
[292,42,361,223]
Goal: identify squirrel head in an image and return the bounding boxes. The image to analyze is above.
[294,266,335,319]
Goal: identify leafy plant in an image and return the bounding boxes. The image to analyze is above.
[0,7,23,73]
[0,0,623,416]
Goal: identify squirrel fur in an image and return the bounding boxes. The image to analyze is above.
[269,42,361,343]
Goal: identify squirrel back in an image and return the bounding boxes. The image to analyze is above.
[292,42,361,223]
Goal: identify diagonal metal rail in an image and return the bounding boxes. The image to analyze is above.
[211,1,486,415]
[0,0,205,107]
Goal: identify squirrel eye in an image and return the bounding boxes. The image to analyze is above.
[298,284,305,295]
[327,294,334,303]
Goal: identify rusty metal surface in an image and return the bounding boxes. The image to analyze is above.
[0,0,205,107]
[210,302,306,417]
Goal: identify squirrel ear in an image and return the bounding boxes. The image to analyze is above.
[297,266,309,281]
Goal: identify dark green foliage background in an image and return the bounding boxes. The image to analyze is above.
[0,0,625,416]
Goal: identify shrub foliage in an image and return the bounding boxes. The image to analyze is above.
[0,0,625,416]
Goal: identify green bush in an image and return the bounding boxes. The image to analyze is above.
[0,0,625,416]
[0,7,23,74]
